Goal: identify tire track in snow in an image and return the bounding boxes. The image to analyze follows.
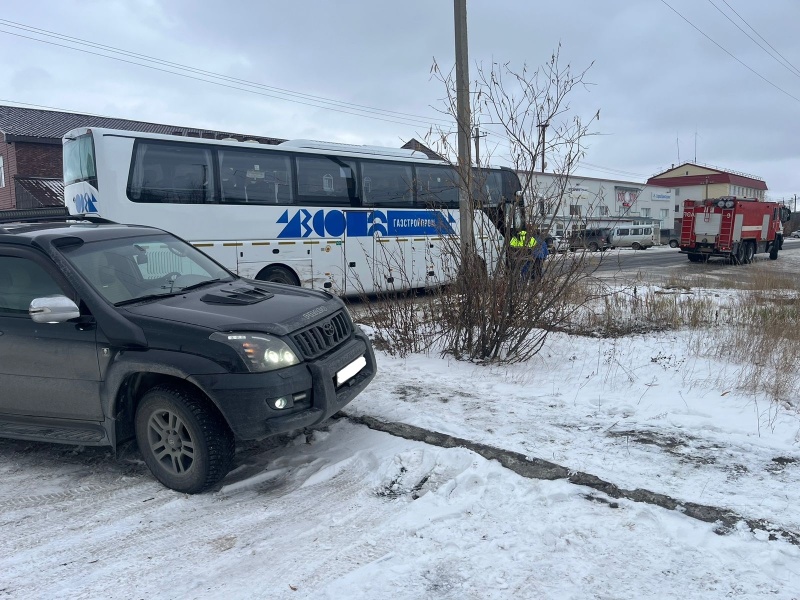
[342,412,800,547]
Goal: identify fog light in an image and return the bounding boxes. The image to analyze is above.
[271,395,294,410]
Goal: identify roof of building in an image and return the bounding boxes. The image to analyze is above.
[14,177,64,207]
[647,162,767,191]
[0,105,286,145]
[401,138,445,161]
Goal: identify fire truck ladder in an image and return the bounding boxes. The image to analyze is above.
[680,210,694,243]
[718,211,733,249]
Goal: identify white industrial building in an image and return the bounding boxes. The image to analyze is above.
[518,171,675,243]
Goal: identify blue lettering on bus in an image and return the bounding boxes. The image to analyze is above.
[276,209,456,239]
[73,193,98,213]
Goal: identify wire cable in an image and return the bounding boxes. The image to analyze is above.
[0,22,450,130]
[659,0,800,104]
[705,0,800,79]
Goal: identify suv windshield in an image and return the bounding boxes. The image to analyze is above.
[60,233,234,305]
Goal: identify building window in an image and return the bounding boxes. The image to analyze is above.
[675,204,680,213]
[598,205,608,216]
[674,188,680,196]
[0,155,4,188]
[641,208,651,218]
[569,204,582,216]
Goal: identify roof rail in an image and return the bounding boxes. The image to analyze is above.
[0,207,116,226]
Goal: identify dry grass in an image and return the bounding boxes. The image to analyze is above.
[569,270,800,409]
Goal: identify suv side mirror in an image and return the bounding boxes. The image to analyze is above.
[29,296,81,324]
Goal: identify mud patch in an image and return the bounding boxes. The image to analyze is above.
[607,429,721,466]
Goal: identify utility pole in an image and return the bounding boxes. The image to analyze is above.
[473,126,487,166]
[538,122,549,172]
[454,0,474,258]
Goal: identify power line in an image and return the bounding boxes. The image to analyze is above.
[719,0,800,78]
[705,0,800,79]
[0,20,453,131]
[659,0,800,104]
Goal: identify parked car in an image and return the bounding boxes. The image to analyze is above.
[790,230,800,238]
[0,208,376,493]
[609,226,654,250]
[568,228,613,252]
[545,234,568,253]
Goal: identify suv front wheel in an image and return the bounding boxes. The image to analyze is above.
[135,385,235,493]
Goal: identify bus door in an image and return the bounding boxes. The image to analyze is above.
[343,209,376,295]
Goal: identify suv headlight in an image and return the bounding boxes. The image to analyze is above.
[210,332,300,372]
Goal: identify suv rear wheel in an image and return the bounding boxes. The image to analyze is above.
[135,385,235,493]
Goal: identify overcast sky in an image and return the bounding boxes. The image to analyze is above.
[1,0,798,199]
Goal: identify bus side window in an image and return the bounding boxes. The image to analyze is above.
[129,142,215,204]
[219,149,293,205]
[360,160,413,208]
[416,166,458,209]
[296,156,356,204]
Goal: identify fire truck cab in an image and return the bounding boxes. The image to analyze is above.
[679,196,791,264]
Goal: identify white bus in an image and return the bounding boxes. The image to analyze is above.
[63,127,521,295]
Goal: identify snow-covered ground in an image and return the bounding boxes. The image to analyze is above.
[2,250,800,599]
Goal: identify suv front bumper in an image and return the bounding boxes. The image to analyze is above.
[190,329,376,440]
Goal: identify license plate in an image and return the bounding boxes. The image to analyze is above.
[336,356,367,386]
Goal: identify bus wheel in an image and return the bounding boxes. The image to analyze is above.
[257,265,300,286]
[632,242,642,250]
[669,239,679,248]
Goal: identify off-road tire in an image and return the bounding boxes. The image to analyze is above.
[742,241,755,264]
[135,385,235,494]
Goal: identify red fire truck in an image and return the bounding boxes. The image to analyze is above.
[679,196,790,263]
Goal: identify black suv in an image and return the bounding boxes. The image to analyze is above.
[0,208,376,493]
[568,228,613,252]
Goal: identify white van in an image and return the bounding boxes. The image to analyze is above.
[610,226,654,250]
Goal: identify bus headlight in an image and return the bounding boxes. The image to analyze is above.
[210,332,300,372]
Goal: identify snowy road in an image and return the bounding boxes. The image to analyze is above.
[1,418,798,599]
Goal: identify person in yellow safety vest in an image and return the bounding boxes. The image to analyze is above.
[509,227,548,279]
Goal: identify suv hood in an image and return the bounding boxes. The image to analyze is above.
[122,280,344,336]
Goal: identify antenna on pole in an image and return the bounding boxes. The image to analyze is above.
[694,128,698,163]
[676,134,680,165]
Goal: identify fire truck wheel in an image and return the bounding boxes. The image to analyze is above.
[743,242,755,264]
[733,244,745,265]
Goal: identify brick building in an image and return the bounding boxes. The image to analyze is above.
[0,105,285,210]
